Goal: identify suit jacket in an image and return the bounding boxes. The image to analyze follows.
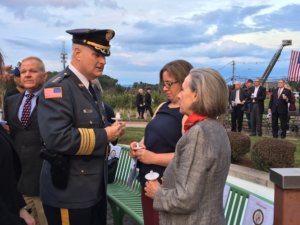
[153,119,231,225]
[229,88,247,109]
[250,86,266,114]
[0,126,27,225]
[269,88,291,114]
[4,93,43,196]
[38,67,108,209]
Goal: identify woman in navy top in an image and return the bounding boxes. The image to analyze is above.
[130,59,193,225]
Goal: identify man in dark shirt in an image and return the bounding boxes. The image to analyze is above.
[145,88,154,117]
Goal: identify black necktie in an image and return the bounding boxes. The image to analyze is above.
[88,82,98,102]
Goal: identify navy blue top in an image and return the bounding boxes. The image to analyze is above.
[137,101,183,186]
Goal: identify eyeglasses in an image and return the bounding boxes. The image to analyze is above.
[161,80,179,88]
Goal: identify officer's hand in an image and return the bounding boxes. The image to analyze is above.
[105,121,126,142]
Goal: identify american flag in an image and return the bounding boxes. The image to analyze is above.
[288,50,300,82]
[44,87,63,99]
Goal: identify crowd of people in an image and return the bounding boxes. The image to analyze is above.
[229,78,297,138]
[0,26,298,225]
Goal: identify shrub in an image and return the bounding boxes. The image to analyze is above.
[251,138,296,172]
[227,131,251,162]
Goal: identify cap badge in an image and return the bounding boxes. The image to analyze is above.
[105,30,114,41]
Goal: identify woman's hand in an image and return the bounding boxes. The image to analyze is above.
[135,148,157,164]
[144,180,161,199]
[19,208,35,225]
[129,141,145,158]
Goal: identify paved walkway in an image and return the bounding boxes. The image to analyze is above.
[107,203,139,225]
[125,121,148,128]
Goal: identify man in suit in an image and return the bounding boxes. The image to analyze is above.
[249,78,266,136]
[243,79,253,130]
[1,51,35,225]
[229,81,247,132]
[37,28,126,225]
[269,79,291,138]
[4,56,48,225]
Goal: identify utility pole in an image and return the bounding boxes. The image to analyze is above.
[231,60,235,84]
[60,41,67,70]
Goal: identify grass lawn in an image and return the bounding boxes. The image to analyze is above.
[119,127,300,167]
[118,127,145,145]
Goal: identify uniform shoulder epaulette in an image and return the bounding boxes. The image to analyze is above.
[51,75,63,83]
[51,70,70,84]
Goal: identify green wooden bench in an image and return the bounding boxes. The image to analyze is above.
[108,145,274,225]
[224,183,273,225]
[107,144,143,225]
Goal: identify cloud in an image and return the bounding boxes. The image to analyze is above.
[116,5,275,53]
[253,4,300,31]
[93,0,123,10]
[0,0,83,10]
[205,25,218,36]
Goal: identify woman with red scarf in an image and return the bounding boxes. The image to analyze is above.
[145,68,231,225]
[129,60,192,225]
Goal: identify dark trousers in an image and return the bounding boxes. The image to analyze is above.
[145,105,153,117]
[251,104,262,135]
[231,105,244,132]
[141,188,159,225]
[272,111,288,138]
[137,106,145,119]
[245,112,251,129]
[43,197,107,225]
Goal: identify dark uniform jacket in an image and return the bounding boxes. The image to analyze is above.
[269,88,291,114]
[249,86,266,114]
[4,93,43,196]
[0,126,27,225]
[38,67,108,209]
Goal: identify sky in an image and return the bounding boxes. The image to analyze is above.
[0,0,299,85]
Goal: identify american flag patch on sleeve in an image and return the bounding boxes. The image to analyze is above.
[44,87,63,99]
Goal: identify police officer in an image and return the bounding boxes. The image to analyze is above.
[37,28,125,225]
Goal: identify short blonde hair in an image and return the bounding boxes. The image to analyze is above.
[189,68,228,118]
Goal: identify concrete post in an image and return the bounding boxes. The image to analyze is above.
[270,168,300,225]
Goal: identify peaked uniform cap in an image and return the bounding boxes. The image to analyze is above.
[66,28,115,56]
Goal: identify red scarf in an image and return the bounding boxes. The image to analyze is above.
[184,113,208,132]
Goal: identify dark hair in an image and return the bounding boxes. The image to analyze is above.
[159,59,193,84]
